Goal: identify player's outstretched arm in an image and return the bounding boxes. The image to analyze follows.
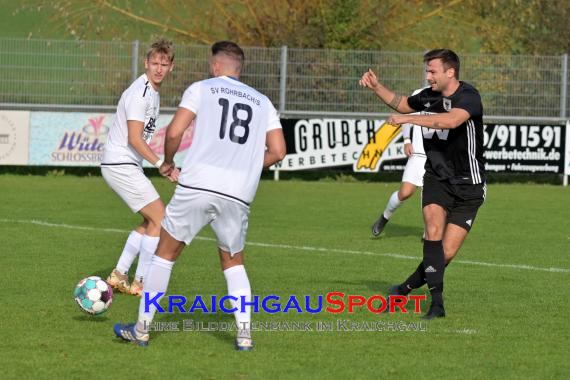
[127,120,162,167]
[359,69,415,114]
[263,128,286,167]
[388,108,470,130]
[164,107,196,164]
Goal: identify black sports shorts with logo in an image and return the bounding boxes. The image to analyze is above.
[422,174,485,232]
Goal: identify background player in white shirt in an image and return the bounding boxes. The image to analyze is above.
[101,39,177,296]
[114,41,286,350]
[372,89,427,238]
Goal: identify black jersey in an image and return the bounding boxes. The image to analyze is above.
[407,82,485,185]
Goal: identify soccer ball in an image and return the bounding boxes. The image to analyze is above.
[74,276,113,315]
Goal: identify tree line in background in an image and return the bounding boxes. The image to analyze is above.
[20,0,570,54]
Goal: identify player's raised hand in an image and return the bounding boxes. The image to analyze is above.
[359,68,380,90]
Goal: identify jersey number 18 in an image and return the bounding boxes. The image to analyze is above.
[218,98,252,144]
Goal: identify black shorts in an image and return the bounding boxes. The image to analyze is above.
[422,175,486,231]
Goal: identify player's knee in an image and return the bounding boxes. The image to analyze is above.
[425,225,443,240]
[147,207,165,225]
[152,211,165,225]
[444,249,457,263]
[443,239,461,263]
[140,202,164,225]
[144,216,163,236]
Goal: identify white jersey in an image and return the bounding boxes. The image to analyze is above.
[177,76,282,206]
[402,87,427,156]
[402,122,425,156]
[102,74,160,165]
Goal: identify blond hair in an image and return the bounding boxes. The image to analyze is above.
[146,39,174,62]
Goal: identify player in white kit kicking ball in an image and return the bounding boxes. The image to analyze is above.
[101,39,177,296]
[114,41,287,350]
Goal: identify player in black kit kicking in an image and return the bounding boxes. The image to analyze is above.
[359,49,486,319]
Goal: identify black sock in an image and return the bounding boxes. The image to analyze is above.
[399,249,451,296]
[399,262,426,294]
[423,240,445,306]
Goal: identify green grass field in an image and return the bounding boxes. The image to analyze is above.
[0,174,569,379]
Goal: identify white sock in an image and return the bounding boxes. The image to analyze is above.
[116,230,143,274]
[135,235,159,282]
[136,255,175,334]
[223,265,252,331]
[383,191,402,220]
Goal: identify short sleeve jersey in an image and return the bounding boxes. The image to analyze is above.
[103,74,160,165]
[402,121,425,156]
[176,76,282,206]
[402,88,427,156]
[407,82,485,184]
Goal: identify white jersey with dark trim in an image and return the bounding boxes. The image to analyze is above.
[402,120,425,157]
[103,74,160,165]
[176,76,282,205]
[402,88,427,157]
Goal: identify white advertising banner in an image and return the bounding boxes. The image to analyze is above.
[272,118,400,171]
[274,118,568,176]
[0,111,30,165]
[28,112,193,167]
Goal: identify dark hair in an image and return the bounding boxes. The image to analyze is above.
[423,49,460,79]
[211,41,245,70]
[147,38,174,62]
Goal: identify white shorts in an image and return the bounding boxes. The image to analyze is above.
[101,164,160,213]
[162,187,250,255]
[401,154,426,187]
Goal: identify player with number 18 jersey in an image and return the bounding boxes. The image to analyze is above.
[176,75,282,206]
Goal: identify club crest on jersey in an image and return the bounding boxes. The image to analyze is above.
[443,98,451,111]
[143,117,157,142]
